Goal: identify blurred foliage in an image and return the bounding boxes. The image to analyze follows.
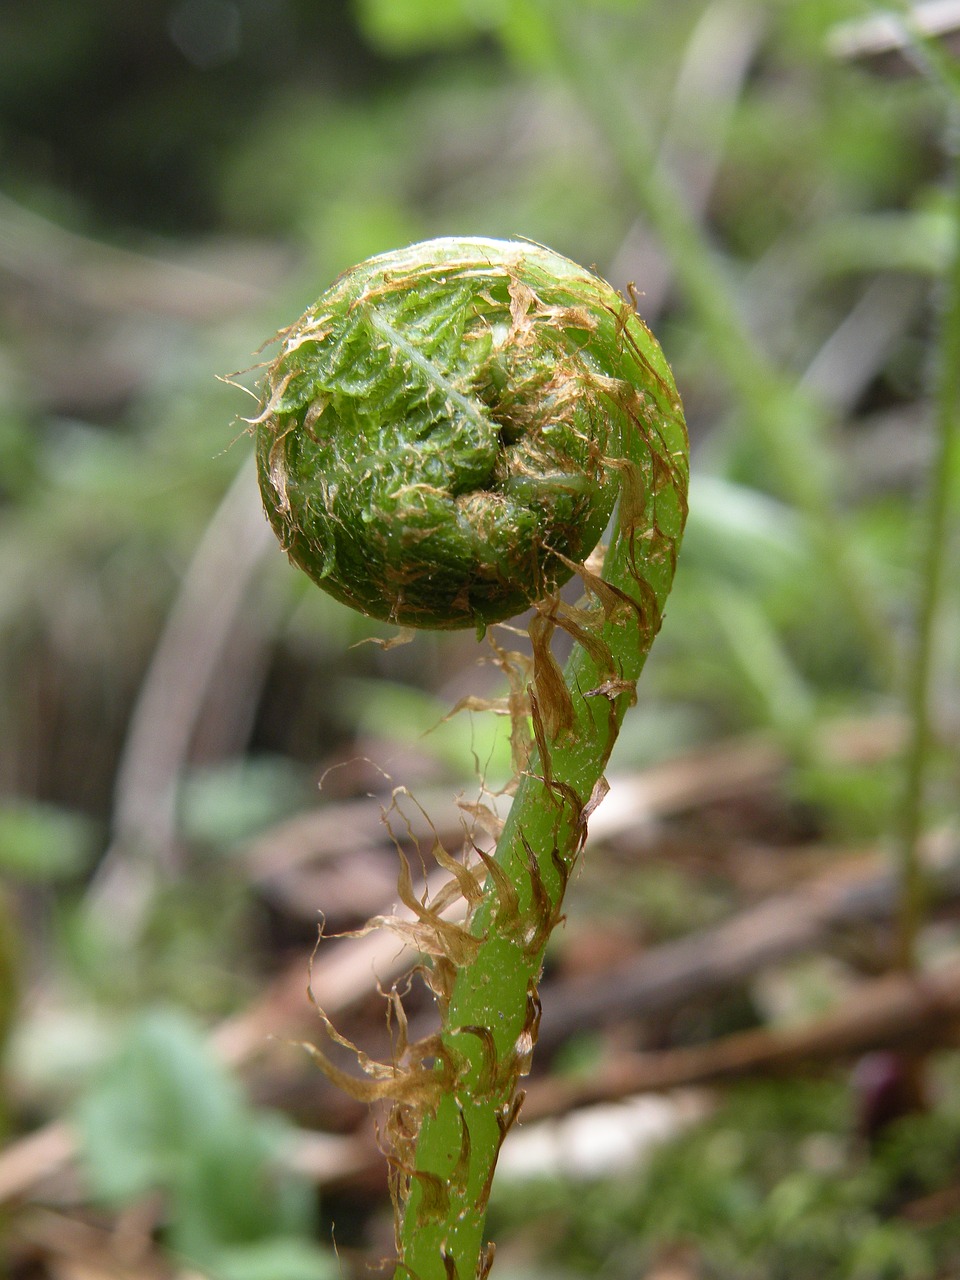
[178,756,316,850]
[489,1073,960,1279]
[76,1010,336,1279]
[0,802,97,881]
[0,0,959,1275]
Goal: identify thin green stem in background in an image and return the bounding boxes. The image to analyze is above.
[896,111,960,971]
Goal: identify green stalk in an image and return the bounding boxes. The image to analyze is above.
[896,115,960,970]
[396,417,686,1280]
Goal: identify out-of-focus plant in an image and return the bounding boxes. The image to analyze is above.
[77,1010,338,1280]
[488,1074,960,1279]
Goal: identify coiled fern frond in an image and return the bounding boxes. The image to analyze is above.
[251,237,688,1280]
[255,237,683,633]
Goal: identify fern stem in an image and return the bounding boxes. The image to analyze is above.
[253,238,687,1280]
[396,379,686,1280]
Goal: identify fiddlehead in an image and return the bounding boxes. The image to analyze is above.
[251,237,688,1280]
[255,237,676,633]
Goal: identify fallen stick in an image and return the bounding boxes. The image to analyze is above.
[0,721,925,1206]
[0,869,450,1206]
[535,831,960,1050]
[524,958,960,1119]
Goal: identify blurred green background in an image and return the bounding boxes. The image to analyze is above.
[1,1,959,1277]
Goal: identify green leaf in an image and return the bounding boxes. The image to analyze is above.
[75,1010,317,1262]
[169,1115,314,1263]
[178,757,314,850]
[204,1238,340,1280]
[0,888,18,1052]
[0,802,96,880]
[681,475,809,591]
[353,0,559,64]
[338,677,514,785]
[708,584,815,744]
[354,0,479,52]
[76,1010,246,1203]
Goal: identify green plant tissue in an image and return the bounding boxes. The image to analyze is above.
[75,1010,326,1270]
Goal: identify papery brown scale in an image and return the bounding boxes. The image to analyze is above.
[473,847,520,929]
[411,1170,451,1225]
[519,833,556,957]
[529,608,575,741]
[455,1025,500,1095]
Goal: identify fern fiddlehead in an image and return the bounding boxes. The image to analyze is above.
[253,237,688,1279]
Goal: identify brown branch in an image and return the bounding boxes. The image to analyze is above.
[0,720,923,1207]
[83,460,275,940]
[0,190,291,321]
[0,867,452,1207]
[244,716,906,898]
[829,2,960,75]
[524,959,960,1119]
[535,831,960,1051]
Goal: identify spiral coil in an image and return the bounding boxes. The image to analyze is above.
[255,237,680,631]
